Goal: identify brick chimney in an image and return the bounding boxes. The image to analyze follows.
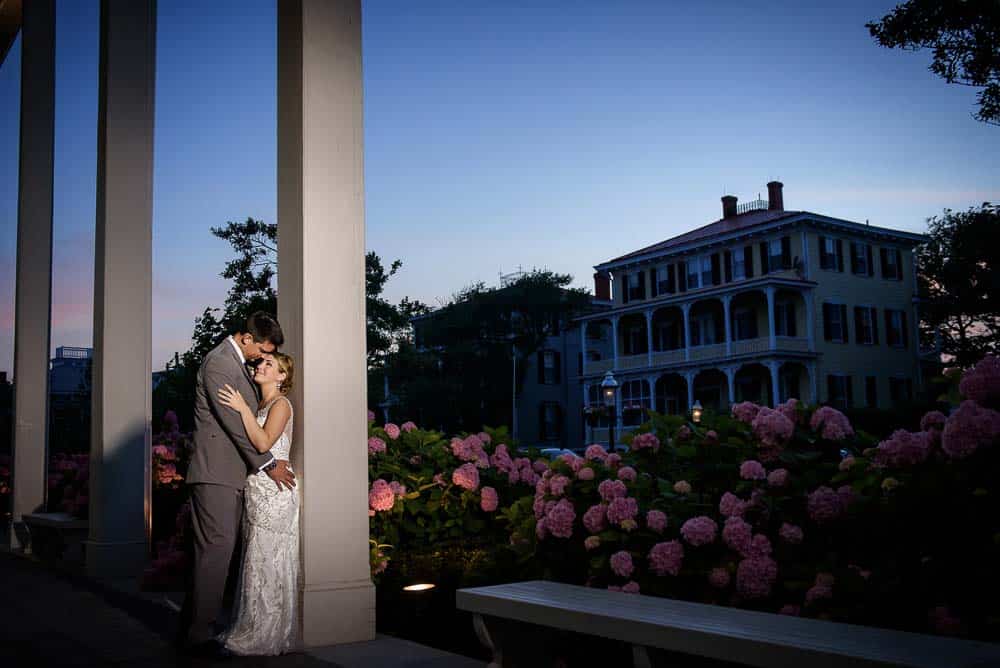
[767,181,784,211]
[593,272,611,301]
[721,195,738,219]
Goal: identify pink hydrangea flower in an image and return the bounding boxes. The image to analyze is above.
[576,466,595,481]
[533,459,550,474]
[959,354,1000,408]
[401,421,417,432]
[368,436,386,455]
[583,504,607,534]
[736,556,778,599]
[535,518,548,540]
[648,541,683,576]
[383,423,401,440]
[767,468,789,487]
[752,407,794,448]
[433,473,446,487]
[646,510,667,533]
[622,581,640,594]
[810,406,854,441]
[584,535,601,551]
[598,479,628,501]
[739,460,767,480]
[388,481,407,497]
[779,522,803,544]
[732,401,761,425]
[545,498,576,538]
[606,453,623,468]
[452,463,480,491]
[805,583,833,604]
[610,550,634,578]
[709,567,730,589]
[676,425,692,441]
[748,534,772,559]
[549,474,571,497]
[478,431,492,444]
[807,486,847,523]
[585,444,608,461]
[941,400,1000,459]
[704,430,719,445]
[617,466,637,482]
[607,496,639,525]
[631,432,661,452]
[368,479,395,512]
[680,516,718,546]
[874,429,933,466]
[919,411,946,432]
[776,398,800,424]
[719,492,747,518]
[723,516,752,556]
[673,480,692,494]
[367,409,375,422]
[480,486,498,512]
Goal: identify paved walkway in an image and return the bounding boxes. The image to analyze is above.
[0,552,483,668]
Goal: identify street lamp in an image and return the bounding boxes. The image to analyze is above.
[601,371,618,453]
[691,400,703,424]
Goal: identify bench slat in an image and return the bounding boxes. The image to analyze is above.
[456,581,1000,668]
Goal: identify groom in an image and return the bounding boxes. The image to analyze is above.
[178,311,296,657]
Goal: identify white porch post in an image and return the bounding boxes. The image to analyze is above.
[579,320,587,376]
[722,295,732,358]
[767,361,781,406]
[804,289,815,352]
[646,374,657,413]
[684,370,695,413]
[682,302,691,361]
[582,382,590,444]
[801,229,810,279]
[610,315,619,369]
[808,360,818,404]
[645,309,654,366]
[766,286,776,350]
[724,366,736,406]
[277,0,375,646]
[10,0,56,551]
[87,0,156,578]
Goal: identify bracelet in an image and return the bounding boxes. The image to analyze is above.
[263,460,278,472]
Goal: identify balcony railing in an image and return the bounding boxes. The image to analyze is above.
[689,343,725,361]
[619,353,648,369]
[731,337,769,355]
[651,349,684,366]
[585,336,812,376]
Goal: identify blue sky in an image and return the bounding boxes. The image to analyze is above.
[1,0,998,374]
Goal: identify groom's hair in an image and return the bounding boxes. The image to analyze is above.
[243,311,284,347]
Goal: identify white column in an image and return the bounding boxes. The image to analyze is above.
[645,309,654,367]
[804,289,815,352]
[724,366,736,406]
[277,0,375,646]
[766,286,776,350]
[767,361,781,406]
[10,0,56,551]
[682,302,691,361]
[801,229,810,279]
[808,361,818,404]
[87,0,156,578]
[722,295,732,357]
[611,316,619,369]
[684,370,695,412]
[646,375,657,413]
[580,320,587,376]
[582,383,590,444]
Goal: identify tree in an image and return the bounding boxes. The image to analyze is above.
[867,1,1000,125]
[917,203,1000,366]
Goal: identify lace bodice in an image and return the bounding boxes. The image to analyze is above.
[257,396,293,461]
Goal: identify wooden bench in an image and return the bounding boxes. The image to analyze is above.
[456,580,1000,668]
[22,512,88,565]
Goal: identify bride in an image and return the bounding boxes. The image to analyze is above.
[215,351,300,655]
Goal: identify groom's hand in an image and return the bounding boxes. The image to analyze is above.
[266,460,296,490]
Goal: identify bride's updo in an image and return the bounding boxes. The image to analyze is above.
[273,352,295,395]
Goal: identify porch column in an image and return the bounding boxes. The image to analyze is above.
[766,286,776,350]
[684,370,695,413]
[722,295,732,357]
[724,366,736,406]
[804,289,815,352]
[10,0,56,551]
[767,360,781,406]
[580,321,587,376]
[808,361,818,404]
[645,309,654,367]
[582,383,590,444]
[645,375,657,414]
[277,0,375,646]
[801,229,810,279]
[611,315,619,369]
[87,0,156,578]
[682,302,691,361]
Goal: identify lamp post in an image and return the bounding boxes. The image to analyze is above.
[601,370,618,453]
[691,399,703,424]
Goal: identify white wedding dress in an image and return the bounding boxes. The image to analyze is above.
[219,396,300,655]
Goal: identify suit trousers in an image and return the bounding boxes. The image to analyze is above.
[179,483,244,645]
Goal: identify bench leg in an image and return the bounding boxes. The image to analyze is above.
[472,614,503,668]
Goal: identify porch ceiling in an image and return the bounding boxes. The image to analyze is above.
[0,0,21,67]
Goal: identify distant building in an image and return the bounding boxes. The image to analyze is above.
[49,346,93,402]
[578,182,926,447]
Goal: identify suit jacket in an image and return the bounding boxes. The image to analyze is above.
[187,339,273,488]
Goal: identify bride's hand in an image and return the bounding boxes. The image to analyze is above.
[218,384,250,414]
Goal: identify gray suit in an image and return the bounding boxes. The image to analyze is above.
[181,338,275,645]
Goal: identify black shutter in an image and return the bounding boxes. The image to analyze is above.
[781,236,791,269]
[880,248,888,278]
[866,245,874,276]
[667,264,676,293]
[818,236,828,269]
[724,250,733,282]
[760,242,769,274]
[823,303,833,341]
[554,403,563,440]
[622,273,630,304]
[845,376,854,407]
[840,305,849,343]
[885,310,894,346]
[893,249,902,279]
[901,310,908,348]
[638,270,647,299]
[854,306,863,344]
[537,351,545,384]
[836,240,844,272]
[678,265,687,292]
[554,351,562,384]
[826,375,836,405]
[650,268,658,298]
[850,242,859,274]
[711,253,721,285]
[870,308,878,344]
[743,246,754,278]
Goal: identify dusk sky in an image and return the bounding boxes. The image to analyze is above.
[1,0,998,375]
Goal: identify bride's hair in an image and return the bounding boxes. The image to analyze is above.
[272,352,295,395]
